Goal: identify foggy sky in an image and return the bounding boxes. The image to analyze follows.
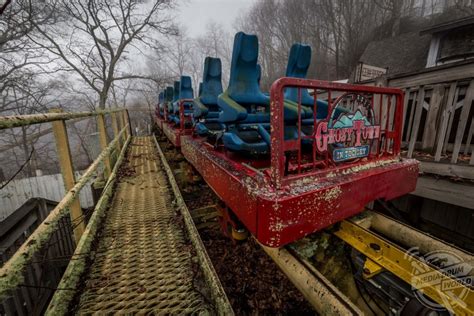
[177,0,255,37]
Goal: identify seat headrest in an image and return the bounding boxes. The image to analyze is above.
[172,81,180,102]
[179,76,194,99]
[227,32,267,104]
[286,43,312,78]
[201,57,223,105]
[165,86,174,102]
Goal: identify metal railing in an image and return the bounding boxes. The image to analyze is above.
[269,78,405,188]
[179,99,195,132]
[0,108,131,311]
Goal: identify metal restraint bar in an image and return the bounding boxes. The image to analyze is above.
[50,137,232,314]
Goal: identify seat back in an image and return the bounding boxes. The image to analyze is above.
[179,76,194,100]
[165,86,174,103]
[198,82,203,97]
[256,64,262,86]
[172,81,180,103]
[201,57,223,111]
[158,91,164,112]
[174,76,193,114]
[284,43,339,119]
[164,86,173,119]
[171,81,180,113]
[284,43,314,105]
[227,32,268,105]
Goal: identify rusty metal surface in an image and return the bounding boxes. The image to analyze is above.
[76,137,214,314]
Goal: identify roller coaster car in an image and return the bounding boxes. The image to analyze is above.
[162,77,195,147]
[193,57,225,137]
[180,31,419,247]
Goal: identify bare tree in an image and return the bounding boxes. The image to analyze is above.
[0,0,58,111]
[28,0,178,109]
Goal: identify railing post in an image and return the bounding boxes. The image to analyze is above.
[122,109,131,137]
[118,110,127,143]
[50,109,85,243]
[97,113,111,178]
[111,112,121,152]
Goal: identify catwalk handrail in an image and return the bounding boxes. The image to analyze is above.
[0,112,129,301]
[0,108,124,129]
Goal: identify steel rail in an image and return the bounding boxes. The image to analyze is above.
[259,242,364,315]
[0,125,128,301]
[0,108,125,129]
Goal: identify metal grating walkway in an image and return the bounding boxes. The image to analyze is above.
[76,137,213,314]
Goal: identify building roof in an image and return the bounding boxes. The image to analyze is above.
[420,16,474,35]
[359,32,432,76]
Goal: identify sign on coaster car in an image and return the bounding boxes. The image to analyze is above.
[315,93,381,162]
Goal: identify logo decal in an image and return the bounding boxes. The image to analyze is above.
[405,247,472,312]
[314,94,380,162]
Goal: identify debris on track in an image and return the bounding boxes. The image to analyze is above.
[156,133,315,315]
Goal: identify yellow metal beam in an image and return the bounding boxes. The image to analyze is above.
[111,112,121,152]
[97,114,111,177]
[335,220,473,315]
[50,109,85,242]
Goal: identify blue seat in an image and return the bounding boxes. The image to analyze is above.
[172,76,194,127]
[193,57,225,136]
[163,86,173,117]
[284,43,347,121]
[198,82,203,97]
[167,81,180,124]
[158,91,164,116]
[217,32,301,154]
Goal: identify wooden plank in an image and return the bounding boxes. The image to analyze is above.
[451,80,474,163]
[389,62,474,88]
[434,82,457,161]
[443,87,460,154]
[412,176,474,209]
[51,110,85,242]
[419,161,474,179]
[464,118,473,155]
[405,90,417,143]
[402,88,410,138]
[422,85,444,150]
[408,87,425,158]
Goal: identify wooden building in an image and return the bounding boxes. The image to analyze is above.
[354,16,474,251]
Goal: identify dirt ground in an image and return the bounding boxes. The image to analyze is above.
[157,135,315,315]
